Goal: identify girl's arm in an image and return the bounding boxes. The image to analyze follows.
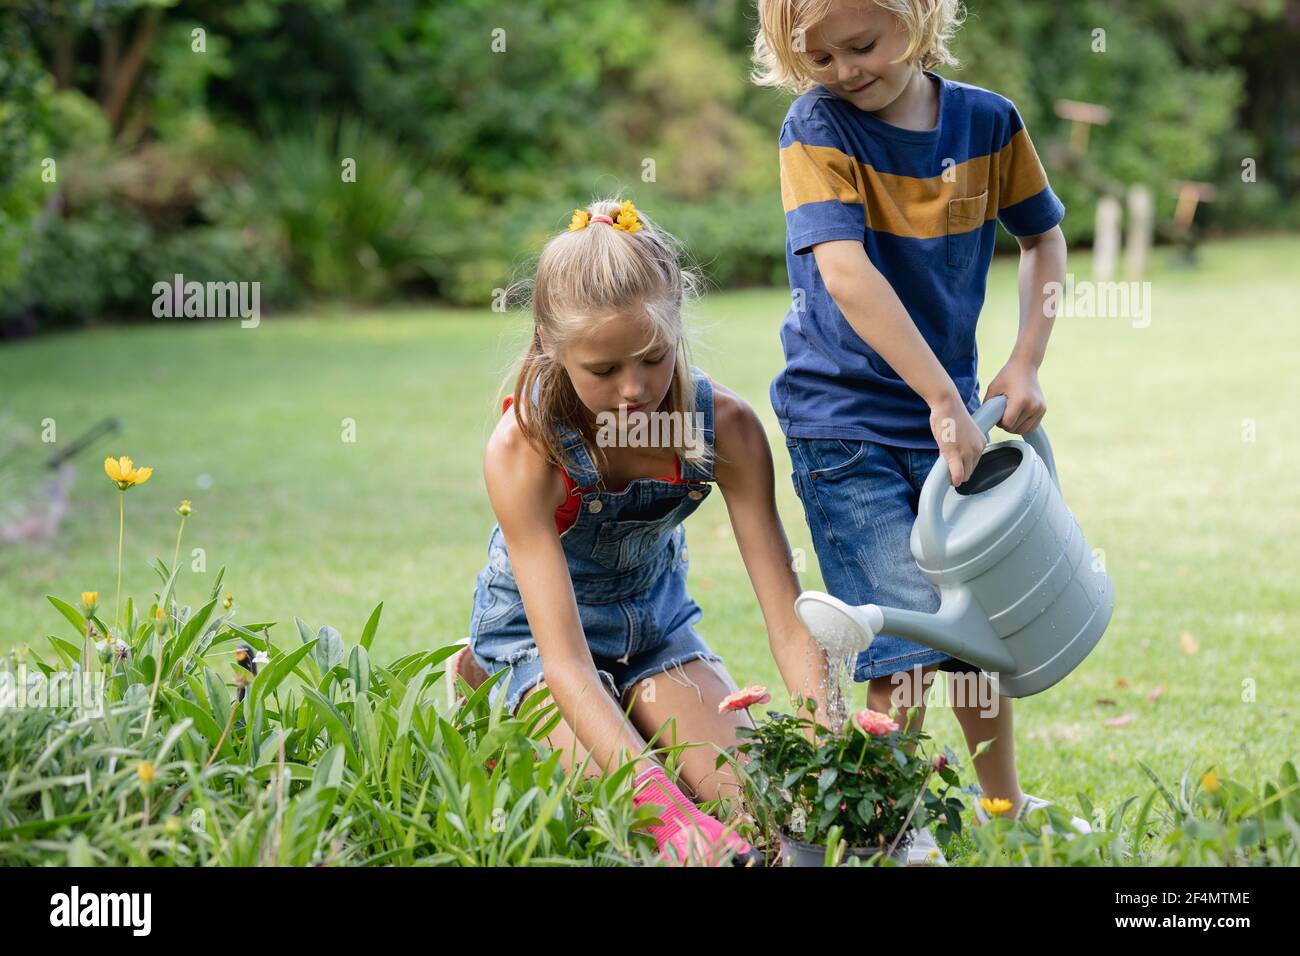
[483,416,654,775]
[709,384,835,722]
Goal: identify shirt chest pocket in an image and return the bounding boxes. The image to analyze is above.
[946,189,989,270]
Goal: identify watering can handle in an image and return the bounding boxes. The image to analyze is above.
[918,395,1059,560]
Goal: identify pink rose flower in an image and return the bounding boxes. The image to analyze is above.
[931,754,948,771]
[718,685,771,714]
[853,709,900,736]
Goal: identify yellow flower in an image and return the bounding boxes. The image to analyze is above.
[163,816,181,834]
[222,593,234,610]
[614,200,642,233]
[81,591,99,613]
[980,796,1014,817]
[177,499,192,516]
[568,208,591,231]
[104,455,153,490]
[1201,771,1220,793]
[137,761,156,785]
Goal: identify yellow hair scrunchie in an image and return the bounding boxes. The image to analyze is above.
[567,201,643,233]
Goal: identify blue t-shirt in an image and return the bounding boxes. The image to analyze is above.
[771,71,1065,448]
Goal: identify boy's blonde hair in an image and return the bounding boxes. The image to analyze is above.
[502,197,711,478]
[753,0,964,94]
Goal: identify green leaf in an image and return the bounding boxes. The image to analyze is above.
[396,663,435,740]
[360,602,383,652]
[163,690,226,751]
[347,644,371,698]
[45,596,86,639]
[251,640,317,710]
[157,563,182,614]
[300,686,356,752]
[165,597,218,673]
[45,635,81,668]
[314,625,345,672]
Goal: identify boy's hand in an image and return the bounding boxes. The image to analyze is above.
[929,393,986,487]
[984,360,1047,435]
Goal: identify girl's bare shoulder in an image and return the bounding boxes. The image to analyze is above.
[708,380,767,451]
[484,403,567,518]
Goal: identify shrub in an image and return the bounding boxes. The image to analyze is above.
[726,697,968,861]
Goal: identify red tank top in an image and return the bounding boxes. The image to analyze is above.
[501,395,685,534]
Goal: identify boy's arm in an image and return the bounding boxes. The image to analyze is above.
[983,225,1067,436]
[812,239,986,486]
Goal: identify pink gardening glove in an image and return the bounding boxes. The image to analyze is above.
[631,765,761,867]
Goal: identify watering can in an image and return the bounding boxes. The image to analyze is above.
[794,395,1114,697]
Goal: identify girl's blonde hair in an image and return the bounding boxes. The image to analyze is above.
[753,0,965,94]
[501,197,710,480]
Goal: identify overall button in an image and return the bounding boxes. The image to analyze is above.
[587,499,603,513]
[688,489,704,500]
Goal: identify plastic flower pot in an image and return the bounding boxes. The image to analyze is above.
[778,828,915,867]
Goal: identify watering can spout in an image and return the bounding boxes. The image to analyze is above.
[874,588,1016,674]
[795,588,1017,675]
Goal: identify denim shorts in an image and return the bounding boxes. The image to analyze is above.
[786,436,980,682]
[469,535,725,715]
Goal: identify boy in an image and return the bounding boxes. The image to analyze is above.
[753,0,1091,861]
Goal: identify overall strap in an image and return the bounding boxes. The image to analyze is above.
[556,422,601,489]
[517,376,602,490]
[679,365,716,483]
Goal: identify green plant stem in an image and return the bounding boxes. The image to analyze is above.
[140,626,166,740]
[172,515,187,576]
[886,766,933,861]
[113,490,124,636]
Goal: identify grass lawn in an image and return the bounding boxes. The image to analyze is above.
[2,235,1297,849]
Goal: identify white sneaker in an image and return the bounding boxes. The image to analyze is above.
[974,792,1092,840]
[906,826,948,866]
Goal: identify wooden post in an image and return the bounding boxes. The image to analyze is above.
[1171,181,1217,232]
[1124,184,1154,280]
[1094,195,1122,280]
[1169,181,1217,261]
[1054,99,1112,157]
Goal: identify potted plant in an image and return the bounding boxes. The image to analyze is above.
[726,696,968,866]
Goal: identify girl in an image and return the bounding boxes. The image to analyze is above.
[453,198,832,866]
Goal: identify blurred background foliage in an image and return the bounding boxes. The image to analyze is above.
[1,0,1297,334]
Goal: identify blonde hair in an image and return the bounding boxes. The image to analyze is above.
[500,197,710,480]
[753,0,964,94]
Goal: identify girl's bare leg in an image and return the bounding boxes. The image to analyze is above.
[623,658,752,805]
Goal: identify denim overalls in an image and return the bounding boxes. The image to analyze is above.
[468,366,724,714]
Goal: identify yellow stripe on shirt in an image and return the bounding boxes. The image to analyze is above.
[779,128,1049,240]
